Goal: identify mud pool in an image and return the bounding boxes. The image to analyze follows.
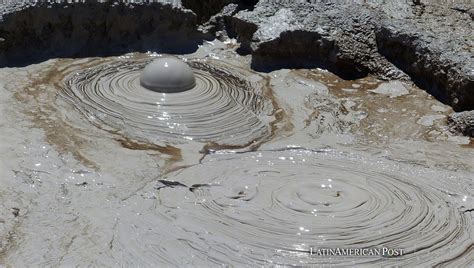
[0,40,472,266]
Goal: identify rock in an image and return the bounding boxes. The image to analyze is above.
[342,88,358,93]
[416,115,445,127]
[448,111,474,137]
[10,208,19,217]
[369,81,409,98]
[431,105,449,113]
[0,1,210,67]
[222,1,412,79]
[375,7,474,111]
[296,77,329,95]
[216,0,473,110]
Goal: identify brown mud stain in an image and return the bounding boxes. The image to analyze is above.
[461,138,474,148]
[117,137,183,172]
[261,74,294,139]
[13,57,186,170]
[14,59,102,169]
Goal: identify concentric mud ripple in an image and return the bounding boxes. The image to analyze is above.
[60,58,274,146]
[150,149,472,266]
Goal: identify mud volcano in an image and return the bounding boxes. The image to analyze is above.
[61,57,274,145]
[0,1,473,267]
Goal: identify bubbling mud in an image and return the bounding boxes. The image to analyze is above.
[147,149,472,266]
[60,58,274,146]
[2,41,473,267]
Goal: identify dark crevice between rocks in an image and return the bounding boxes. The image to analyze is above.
[226,16,258,55]
[250,31,369,80]
[182,0,234,24]
[182,0,258,25]
[376,32,448,102]
[200,0,259,43]
[235,0,259,12]
[0,2,211,68]
[375,27,474,112]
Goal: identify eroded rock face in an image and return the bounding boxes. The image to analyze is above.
[218,0,473,111]
[375,4,474,112]
[224,1,407,79]
[0,1,208,66]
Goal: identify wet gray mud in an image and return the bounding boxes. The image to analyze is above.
[61,58,274,146]
[0,40,472,266]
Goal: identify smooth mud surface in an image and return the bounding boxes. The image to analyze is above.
[0,40,473,266]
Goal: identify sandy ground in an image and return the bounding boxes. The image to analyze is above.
[0,40,472,266]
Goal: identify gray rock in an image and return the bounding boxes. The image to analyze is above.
[448,111,474,137]
[416,115,446,127]
[217,0,473,110]
[0,0,212,66]
[369,81,409,98]
[225,1,408,79]
[376,3,474,111]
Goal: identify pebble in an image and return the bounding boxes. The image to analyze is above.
[369,81,409,98]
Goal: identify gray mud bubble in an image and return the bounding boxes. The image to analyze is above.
[139,57,196,93]
[60,57,275,146]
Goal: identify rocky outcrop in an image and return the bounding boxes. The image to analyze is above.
[0,1,209,67]
[218,0,473,110]
[448,111,474,137]
[224,1,407,79]
[375,4,474,112]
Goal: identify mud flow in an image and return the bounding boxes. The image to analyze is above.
[0,40,472,266]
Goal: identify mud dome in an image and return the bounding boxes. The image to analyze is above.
[0,40,472,266]
[61,58,274,146]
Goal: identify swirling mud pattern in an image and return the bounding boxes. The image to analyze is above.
[60,58,274,146]
[148,149,472,266]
